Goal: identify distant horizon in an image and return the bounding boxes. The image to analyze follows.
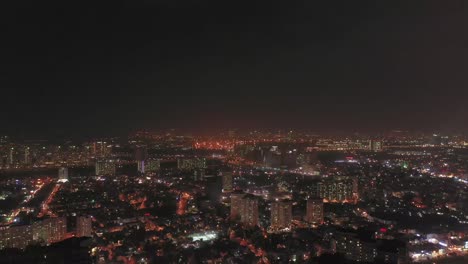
[1,128,467,142]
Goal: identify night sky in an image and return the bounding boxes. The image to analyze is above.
[2,1,467,138]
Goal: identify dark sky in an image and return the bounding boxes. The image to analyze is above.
[1,1,467,138]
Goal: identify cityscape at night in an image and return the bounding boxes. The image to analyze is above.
[0,131,468,263]
[2,1,468,264]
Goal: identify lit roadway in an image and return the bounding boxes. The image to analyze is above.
[4,178,51,224]
[37,181,61,218]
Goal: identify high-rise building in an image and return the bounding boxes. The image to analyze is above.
[241,195,259,227]
[0,218,67,249]
[24,147,30,165]
[95,160,116,176]
[8,147,14,165]
[93,141,112,158]
[369,140,383,152]
[58,167,68,182]
[193,169,205,181]
[135,146,148,174]
[137,160,145,174]
[230,191,245,219]
[306,198,324,224]
[230,192,259,227]
[76,216,92,237]
[146,159,160,173]
[315,176,358,203]
[177,158,206,170]
[32,217,67,245]
[270,200,292,230]
[222,172,233,193]
[0,225,33,249]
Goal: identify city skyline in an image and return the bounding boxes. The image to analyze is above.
[1,125,467,263]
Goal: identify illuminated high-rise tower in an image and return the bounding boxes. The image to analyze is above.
[146,159,160,173]
[93,141,111,158]
[32,217,67,244]
[76,216,92,237]
[95,160,116,176]
[137,160,145,173]
[316,176,357,203]
[24,147,30,165]
[270,200,292,229]
[306,198,324,225]
[58,167,68,182]
[230,192,259,226]
[241,195,259,227]
[135,146,148,174]
[222,172,233,193]
[369,140,383,152]
[230,191,245,219]
[8,147,14,165]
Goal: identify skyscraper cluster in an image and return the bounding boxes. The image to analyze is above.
[0,217,67,249]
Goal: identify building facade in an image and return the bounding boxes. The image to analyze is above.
[76,216,92,237]
[306,198,324,224]
[270,200,292,230]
